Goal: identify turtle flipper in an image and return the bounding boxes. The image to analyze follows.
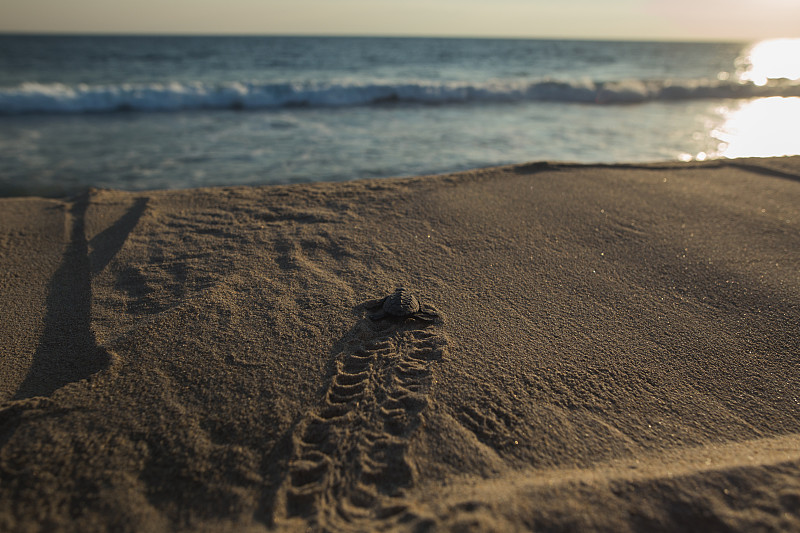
[413,306,440,322]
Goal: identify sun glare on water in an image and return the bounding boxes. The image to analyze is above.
[738,38,800,86]
[711,97,800,159]
[695,39,800,160]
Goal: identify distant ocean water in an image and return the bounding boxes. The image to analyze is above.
[1,35,799,195]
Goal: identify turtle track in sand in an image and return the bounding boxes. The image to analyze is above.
[274,319,447,531]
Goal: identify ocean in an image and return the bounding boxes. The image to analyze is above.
[1,35,799,196]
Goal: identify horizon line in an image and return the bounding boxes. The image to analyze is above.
[0,30,759,45]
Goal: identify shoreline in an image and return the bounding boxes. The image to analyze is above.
[1,157,799,531]
[4,155,800,200]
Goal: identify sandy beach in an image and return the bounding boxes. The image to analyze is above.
[1,157,799,532]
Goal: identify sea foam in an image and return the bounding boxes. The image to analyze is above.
[1,78,799,114]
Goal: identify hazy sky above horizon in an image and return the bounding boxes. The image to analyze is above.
[2,0,799,41]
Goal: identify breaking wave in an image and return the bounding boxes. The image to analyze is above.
[2,78,799,114]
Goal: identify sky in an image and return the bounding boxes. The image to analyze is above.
[1,0,799,41]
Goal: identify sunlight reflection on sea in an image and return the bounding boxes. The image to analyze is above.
[712,97,800,159]
[737,38,800,86]
[687,39,800,161]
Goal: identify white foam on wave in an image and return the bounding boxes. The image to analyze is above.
[2,78,799,114]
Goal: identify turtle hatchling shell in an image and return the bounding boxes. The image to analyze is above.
[383,288,421,317]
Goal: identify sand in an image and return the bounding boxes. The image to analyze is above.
[1,157,799,532]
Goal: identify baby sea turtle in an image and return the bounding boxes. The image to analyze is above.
[367,287,439,322]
